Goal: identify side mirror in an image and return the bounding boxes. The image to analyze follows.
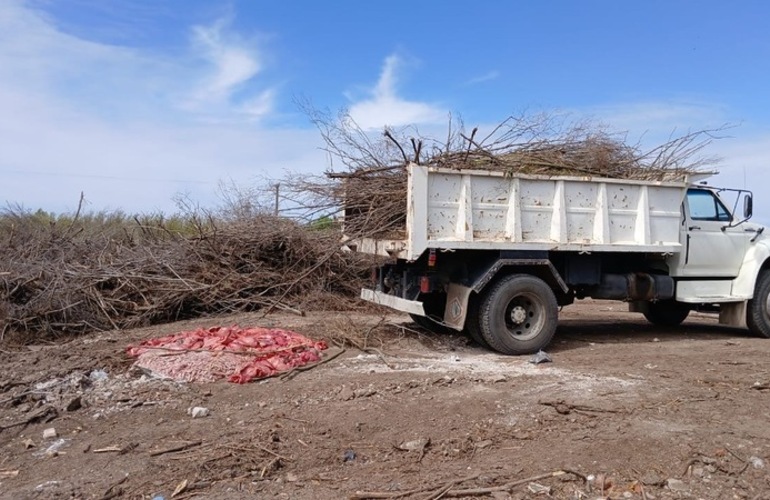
[744,194,753,219]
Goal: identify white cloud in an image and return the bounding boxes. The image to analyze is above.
[578,99,770,223]
[348,54,445,130]
[0,1,319,214]
[185,17,275,121]
[465,70,500,86]
[586,101,729,141]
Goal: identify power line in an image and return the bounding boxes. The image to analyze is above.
[1,168,211,184]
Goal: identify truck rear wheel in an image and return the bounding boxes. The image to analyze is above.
[643,301,690,327]
[747,271,770,338]
[465,293,491,349]
[479,274,558,355]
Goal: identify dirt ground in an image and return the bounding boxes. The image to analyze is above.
[1,300,770,500]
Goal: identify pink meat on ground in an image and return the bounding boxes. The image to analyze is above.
[126,326,327,383]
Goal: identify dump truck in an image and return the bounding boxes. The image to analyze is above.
[349,163,768,354]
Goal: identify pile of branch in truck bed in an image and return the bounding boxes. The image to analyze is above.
[295,111,723,239]
[0,210,372,342]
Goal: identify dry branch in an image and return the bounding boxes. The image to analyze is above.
[351,470,586,499]
[0,210,374,343]
[290,109,724,239]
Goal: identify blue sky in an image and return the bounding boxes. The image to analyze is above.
[1,0,770,220]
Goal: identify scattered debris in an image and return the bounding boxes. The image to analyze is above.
[171,479,188,498]
[540,399,622,415]
[666,478,688,492]
[350,469,586,499]
[529,350,552,365]
[0,470,19,479]
[188,406,209,419]
[343,450,357,462]
[750,456,765,469]
[527,482,551,495]
[93,446,125,454]
[99,475,128,500]
[149,440,202,458]
[34,480,61,492]
[474,440,493,449]
[396,438,431,452]
[35,438,68,458]
[42,428,58,439]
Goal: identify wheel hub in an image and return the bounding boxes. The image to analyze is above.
[510,305,527,324]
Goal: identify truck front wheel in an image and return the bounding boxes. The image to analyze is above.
[747,271,770,338]
[643,301,690,327]
[479,274,558,355]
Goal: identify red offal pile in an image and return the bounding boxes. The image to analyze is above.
[126,326,328,383]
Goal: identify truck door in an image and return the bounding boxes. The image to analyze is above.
[676,188,747,277]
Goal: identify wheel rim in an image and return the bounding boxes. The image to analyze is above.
[503,292,545,341]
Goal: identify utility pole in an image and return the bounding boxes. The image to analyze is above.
[273,183,280,216]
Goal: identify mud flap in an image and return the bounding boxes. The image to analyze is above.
[719,301,747,328]
[443,284,472,331]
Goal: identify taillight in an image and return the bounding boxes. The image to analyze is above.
[428,248,437,267]
[420,276,430,293]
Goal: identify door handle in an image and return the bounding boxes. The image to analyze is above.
[688,226,701,231]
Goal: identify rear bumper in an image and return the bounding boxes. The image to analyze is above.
[360,289,426,316]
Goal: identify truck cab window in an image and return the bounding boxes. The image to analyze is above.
[687,189,731,221]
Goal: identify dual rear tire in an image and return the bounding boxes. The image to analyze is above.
[470,274,558,355]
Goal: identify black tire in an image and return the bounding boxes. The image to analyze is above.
[465,293,492,349]
[479,274,558,355]
[747,271,770,338]
[643,301,690,326]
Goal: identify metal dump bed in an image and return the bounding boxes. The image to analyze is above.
[354,164,689,261]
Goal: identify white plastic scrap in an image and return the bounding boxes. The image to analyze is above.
[188,406,209,418]
[527,482,551,494]
[528,350,552,364]
[89,369,109,382]
[34,438,68,458]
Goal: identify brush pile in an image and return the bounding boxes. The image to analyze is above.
[295,110,723,238]
[0,210,372,342]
